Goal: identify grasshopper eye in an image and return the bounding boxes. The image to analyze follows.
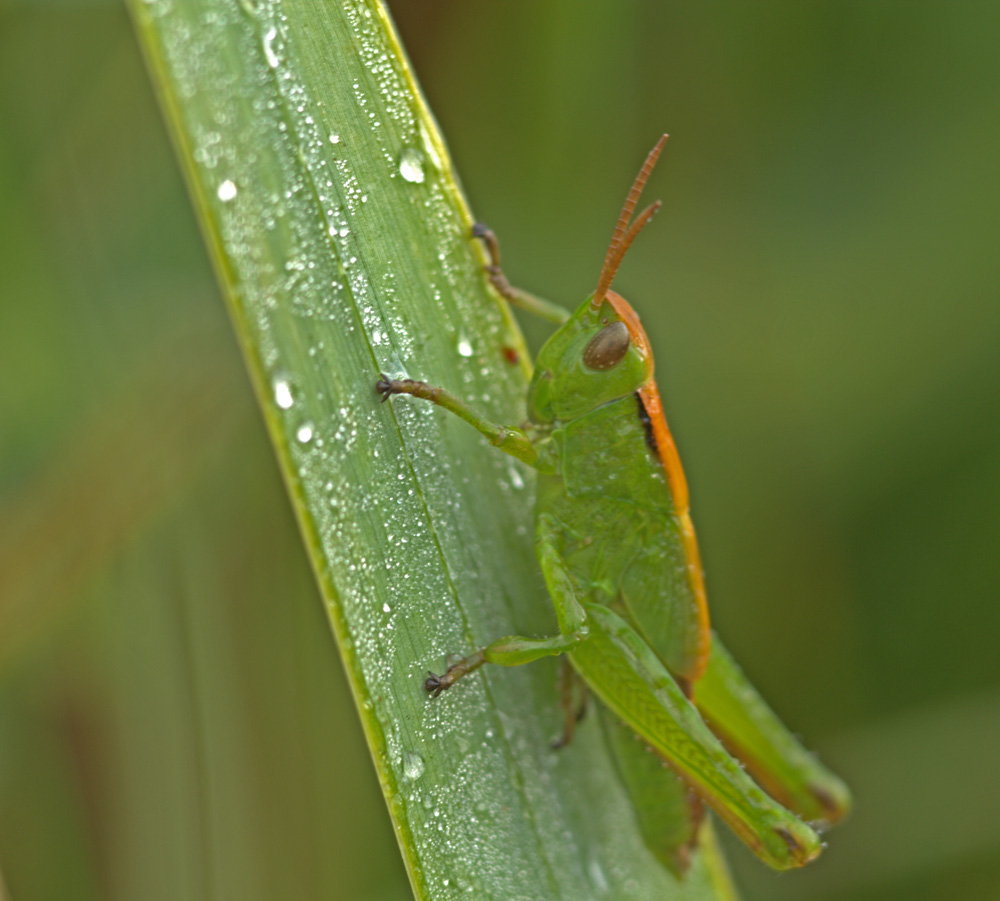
[583,321,630,371]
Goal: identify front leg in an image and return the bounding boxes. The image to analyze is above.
[377,375,550,471]
[471,223,570,325]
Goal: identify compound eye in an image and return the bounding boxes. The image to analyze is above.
[582,321,630,371]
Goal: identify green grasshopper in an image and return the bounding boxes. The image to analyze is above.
[377,136,850,873]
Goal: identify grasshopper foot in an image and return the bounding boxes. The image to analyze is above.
[375,375,395,402]
[376,375,440,405]
[424,667,464,698]
[470,223,568,325]
[377,375,426,403]
[424,671,448,698]
[471,221,497,254]
[471,222,506,283]
[424,649,487,698]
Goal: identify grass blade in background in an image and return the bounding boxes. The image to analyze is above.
[129,0,737,897]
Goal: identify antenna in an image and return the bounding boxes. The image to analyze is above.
[592,134,668,309]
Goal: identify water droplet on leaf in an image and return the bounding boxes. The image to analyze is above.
[263,26,280,68]
[398,147,426,184]
[402,751,425,782]
[217,179,237,202]
[273,375,294,409]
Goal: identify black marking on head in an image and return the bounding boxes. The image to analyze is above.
[636,391,659,457]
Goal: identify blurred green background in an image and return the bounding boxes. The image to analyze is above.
[2,2,999,899]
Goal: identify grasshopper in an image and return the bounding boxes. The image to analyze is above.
[377,136,850,873]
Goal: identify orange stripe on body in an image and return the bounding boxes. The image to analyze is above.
[605,290,712,682]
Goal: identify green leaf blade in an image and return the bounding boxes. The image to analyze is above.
[129,0,737,897]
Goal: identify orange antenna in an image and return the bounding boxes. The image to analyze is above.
[592,134,668,309]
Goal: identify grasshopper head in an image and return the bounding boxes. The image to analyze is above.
[528,134,668,424]
[528,291,655,423]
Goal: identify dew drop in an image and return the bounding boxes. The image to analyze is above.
[457,338,473,357]
[398,147,426,184]
[401,751,426,782]
[217,179,238,202]
[329,133,340,144]
[588,859,609,892]
[262,26,280,68]
[273,376,294,410]
[296,422,314,443]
